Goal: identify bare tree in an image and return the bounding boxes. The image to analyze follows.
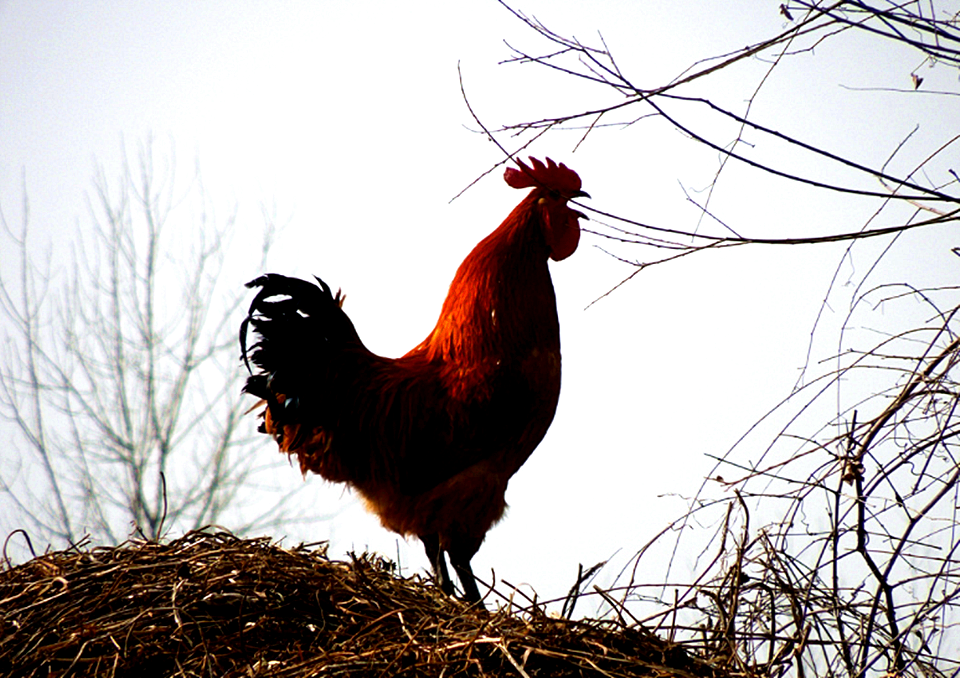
[482,2,960,676]
[467,1,958,274]
[0,139,300,561]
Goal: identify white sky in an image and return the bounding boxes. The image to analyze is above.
[1,1,955,606]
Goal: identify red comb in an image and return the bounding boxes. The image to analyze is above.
[504,157,582,193]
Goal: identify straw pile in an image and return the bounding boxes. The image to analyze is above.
[0,529,724,677]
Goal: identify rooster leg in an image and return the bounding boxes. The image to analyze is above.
[421,534,454,596]
[448,552,482,604]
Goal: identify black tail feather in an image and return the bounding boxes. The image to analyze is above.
[240,273,362,430]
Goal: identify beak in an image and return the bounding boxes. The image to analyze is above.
[569,190,590,221]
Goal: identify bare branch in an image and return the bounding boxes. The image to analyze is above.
[0,139,307,561]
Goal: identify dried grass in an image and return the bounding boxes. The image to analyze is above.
[0,530,726,678]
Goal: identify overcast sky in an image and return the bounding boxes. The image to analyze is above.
[1,1,955,606]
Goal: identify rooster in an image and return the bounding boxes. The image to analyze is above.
[240,157,588,602]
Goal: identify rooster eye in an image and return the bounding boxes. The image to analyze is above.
[537,189,564,206]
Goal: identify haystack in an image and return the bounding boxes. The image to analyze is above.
[0,530,726,677]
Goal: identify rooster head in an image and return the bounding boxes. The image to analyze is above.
[504,157,589,261]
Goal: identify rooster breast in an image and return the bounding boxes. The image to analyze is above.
[354,250,563,555]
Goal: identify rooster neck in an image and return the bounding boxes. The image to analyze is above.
[420,201,560,366]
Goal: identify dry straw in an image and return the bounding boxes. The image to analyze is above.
[0,529,726,678]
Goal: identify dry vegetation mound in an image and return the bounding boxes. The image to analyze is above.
[0,530,724,678]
